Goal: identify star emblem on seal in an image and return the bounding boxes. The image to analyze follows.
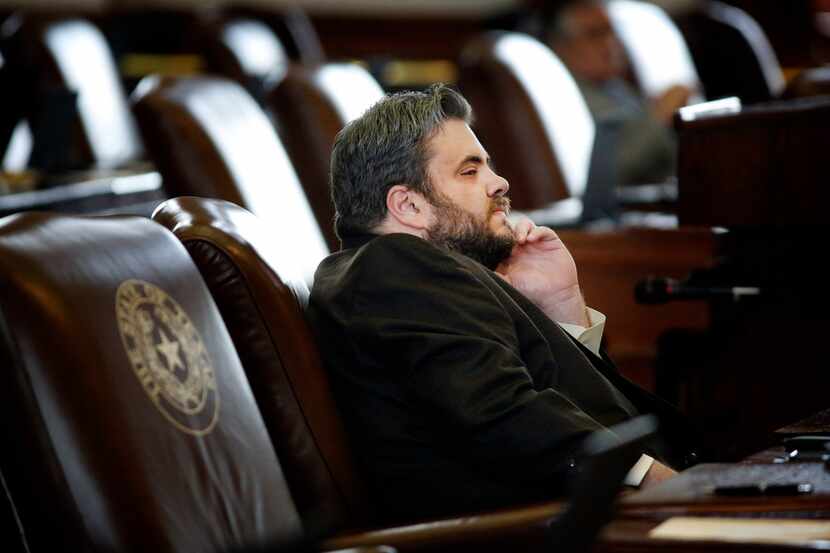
[115,279,219,436]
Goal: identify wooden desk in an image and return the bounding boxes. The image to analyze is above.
[676,96,830,227]
[777,409,830,437]
[559,226,716,391]
[599,411,830,552]
[623,463,830,511]
[0,168,165,218]
[599,518,830,553]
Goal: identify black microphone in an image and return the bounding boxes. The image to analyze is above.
[634,276,762,304]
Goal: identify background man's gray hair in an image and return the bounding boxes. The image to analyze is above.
[330,83,472,240]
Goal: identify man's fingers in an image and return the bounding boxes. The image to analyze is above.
[512,217,535,243]
[526,225,558,242]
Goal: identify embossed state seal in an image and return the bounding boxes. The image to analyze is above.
[115,279,219,435]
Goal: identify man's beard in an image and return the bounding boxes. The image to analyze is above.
[425,194,515,270]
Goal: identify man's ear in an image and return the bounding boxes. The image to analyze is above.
[385,185,432,231]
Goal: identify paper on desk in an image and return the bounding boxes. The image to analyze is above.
[650,517,830,546]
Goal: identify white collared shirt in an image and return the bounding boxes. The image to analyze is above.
[558,307,655,486]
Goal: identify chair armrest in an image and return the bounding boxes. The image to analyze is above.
[320,501,564,551]
[322,547,397,553]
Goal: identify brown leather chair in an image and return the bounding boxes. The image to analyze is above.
[676,0,785,104]
[265,63,385,249]
[152,196,372,539]
[0,212,313,552]
[458,31,602,224]
[219,5,325,67]
[131,75,330,279]
[3,15,145,171]
[201,16,290,102]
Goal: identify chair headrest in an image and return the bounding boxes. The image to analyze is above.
[131,75,329,284]
[41,18,143,166]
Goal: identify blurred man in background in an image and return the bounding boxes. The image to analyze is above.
[546,0,692,185]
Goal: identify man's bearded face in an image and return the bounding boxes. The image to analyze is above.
[425,192,515,270]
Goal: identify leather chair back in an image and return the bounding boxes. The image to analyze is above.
[9,16,144,169]
[607,0,703,102]
[676,0,785,104]
[266,62,385,250]
[152,196,373,537]
[0,212,305,552]
[458,31,594,214]
[131,76,328,284]
[220,6,325,66]
[202,17,290,102]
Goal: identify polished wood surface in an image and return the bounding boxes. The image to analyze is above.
[676,96,830,227]
[596,409,830,553]
[778,409,830,437]
[624,463,830,509]
[559,227,716,391]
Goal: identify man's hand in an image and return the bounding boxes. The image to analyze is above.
[496,218,589,326]
[640,460,677,488]
[650,84,693,125]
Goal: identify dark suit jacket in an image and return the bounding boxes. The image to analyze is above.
[307,232,698,522]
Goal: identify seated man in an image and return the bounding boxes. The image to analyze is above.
[545,0,692,186]
[306,84,699,523]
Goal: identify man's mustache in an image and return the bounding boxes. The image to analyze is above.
[490,197,511,216]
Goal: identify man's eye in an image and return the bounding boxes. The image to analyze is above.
[462,169,477,176]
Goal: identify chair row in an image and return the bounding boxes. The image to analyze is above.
[0,197,654,553]
[0,7,694,241]
[0,9,725,395]
[4,2,821,236]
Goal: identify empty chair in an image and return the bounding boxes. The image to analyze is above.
[3,15,145,171]
[607,0,703,103]
[201,16,290,102]
[201,6,326,99]
[220,5,326,66]
[198,12,384,245]
[266,63,385,246]
[0,212,309,552]
[458,31,614,225]
[131,76,329,281]
[675,0,785,104]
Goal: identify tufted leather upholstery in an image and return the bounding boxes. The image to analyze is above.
[266,63,385,250]
[131,76,328,284]
[0,212,305,552]
[458,31,592,220]
[152,196,373,538]
[6,16,144,170]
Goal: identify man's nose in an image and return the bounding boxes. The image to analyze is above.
[489,172,510,197]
